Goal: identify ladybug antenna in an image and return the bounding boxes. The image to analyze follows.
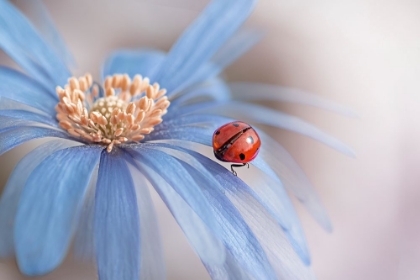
[230,163,248,176]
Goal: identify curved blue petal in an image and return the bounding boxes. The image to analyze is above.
[0,1,71,87]
[149,120,332,231]
[14,145,102,275]
[228,187,316,280]
[94,150,140,280]
[127,160,226,269]
[146,142,310,265]
[0,117,46,134]
[102,49,165,81]
[153,0,257,95]
[147,141,316,279]
[127,147,277,280]
[24,0,75,68]
[127,164,166,280]
[126,148,221,236]
[0,126,72,156]
[255,131,332,231]
[129,162,251,280]
[0,139,76,258]
[179,102,355,156]
[0,67,57,114]
[229,82,357,117]
[0,97,52,115]
[0,110,58,128]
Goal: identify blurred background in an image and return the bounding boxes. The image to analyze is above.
[1,0,419,279]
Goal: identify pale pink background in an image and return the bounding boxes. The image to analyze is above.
[0,0,419,279]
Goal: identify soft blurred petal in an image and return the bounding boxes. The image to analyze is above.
[0,126,73,156]
[101,49,165,81]
[180,101,354,156]
[154,0,257,94]
[212,29,263,72]
[255,131,332,231]
[169,78,230,108]
[0,67,57,114]
[24,0,75,68]
[229,82,357,117]
[0,139,76,258]
[14,145,102,275]
[127,164,166,280]
[73,166,98,261]
[0,0,70,87]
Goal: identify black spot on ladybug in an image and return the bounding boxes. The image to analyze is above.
[233,123,239,127]
[215,130,220,135]
[239,153,245,160]
[246,136,254,144]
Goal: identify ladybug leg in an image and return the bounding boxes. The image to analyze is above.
[230,163,247,176]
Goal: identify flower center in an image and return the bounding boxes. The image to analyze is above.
[55,73,170,152]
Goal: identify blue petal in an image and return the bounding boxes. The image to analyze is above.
[73,167,98,261]
[127,164,166,280]
[0,67,57,114]
[147,142,315,279]
[229,82,358,117]
[153,0,257,95]
[125,156,226,268]
[126,148,221,236]
[0,139,76,258]
[102,49,165,81]
[127,147,277,280]
[146,125,212,145]
[0,108,58,128]
[170,63,220,96]
[154,114,231,135]
[226,187,316,280]
[169,78,230,109]
[164,30,261,95]
[0,117,44,134]
[212,29,262,72]
[0,1,71,87]
[150,119,332,232]
[130,162,250,280]
[206,250,254,280]
[94,150,140,280]
[0,126,72,156]
[23,0,75,68]
[0,97,52,115]
[255,131,332,231]
[14,145,102,275]
[147,142,310,265]
[180,102,355,156]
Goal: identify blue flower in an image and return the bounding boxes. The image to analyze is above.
[0,0,353,279]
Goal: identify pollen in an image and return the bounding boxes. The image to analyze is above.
[55,73,170,152]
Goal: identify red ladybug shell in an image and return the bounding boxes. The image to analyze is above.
[212,121,261,163]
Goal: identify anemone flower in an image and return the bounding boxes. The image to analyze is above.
[0,0,353,279]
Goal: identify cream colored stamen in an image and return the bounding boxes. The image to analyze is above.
[55,73,170,152]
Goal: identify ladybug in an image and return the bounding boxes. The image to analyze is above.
[212,121,261,176]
